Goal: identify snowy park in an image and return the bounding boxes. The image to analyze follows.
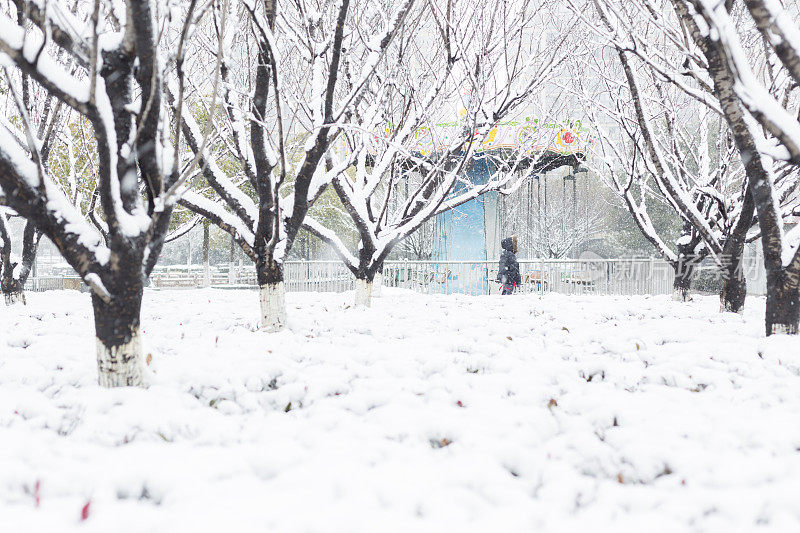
[4,0,800,531]
[3,288,800,531]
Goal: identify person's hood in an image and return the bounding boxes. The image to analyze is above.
[501,235,518,254]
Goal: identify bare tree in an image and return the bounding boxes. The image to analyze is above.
[662,0,800,333]
[0,28,70,304]
[0,210,41,304]
[0,0,205,385]
[305,0,576,306]
[174,0,415,329]
[582,66,754,303]
[568,0,800,310]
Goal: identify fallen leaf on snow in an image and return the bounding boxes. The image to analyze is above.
[80,501,91,521]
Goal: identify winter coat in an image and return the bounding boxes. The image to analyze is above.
[497,237,521,290]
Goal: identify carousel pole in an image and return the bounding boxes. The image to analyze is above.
[572,172,577,256]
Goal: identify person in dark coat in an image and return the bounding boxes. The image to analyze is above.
[497,235,520,295]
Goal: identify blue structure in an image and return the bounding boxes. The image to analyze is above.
[432,158,499,294]
[429,152,587,295]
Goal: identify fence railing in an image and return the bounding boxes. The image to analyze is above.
[382,258,673,296]
[29,276,85,292]
[26,258,676,297]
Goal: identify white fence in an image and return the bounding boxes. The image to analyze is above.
[382,258,674,296]
[27,258,677,297]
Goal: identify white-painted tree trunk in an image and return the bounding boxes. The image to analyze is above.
[260,282,286,332]
[203,264,211,287]
[4,291,25,306]
[372,272,383,297]
[768,323,799,335]
[672,288,692,302]
[719,298,744,314]
[96,329,144,387]
[354,278,373,307]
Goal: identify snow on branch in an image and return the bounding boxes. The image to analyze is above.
[302,216,359,272]
[0,123,111,272]
[699,0,800,164]
[165,215,203,244]
[11,0,91,68]
[178,96,258,227]
[745,0,800,88]
[331,0,416,123]
[179,190,256,250]
[0,14,92,115]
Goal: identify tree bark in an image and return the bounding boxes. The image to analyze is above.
[0,219,38,305]
[372,270,384,298]
[257,253,286,332]
[719,239,748,313]
[720,187,754,313]
[672,262,694,302]
[92,273,144,387]
[354,276,373,307]
[765,271,800,335]
[352,242,378,307]
[3,279,25,305]
[672,235,695,302]
[719,264,747,313]
[17,220,39,284]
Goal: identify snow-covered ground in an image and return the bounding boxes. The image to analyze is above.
[2,288,800,532]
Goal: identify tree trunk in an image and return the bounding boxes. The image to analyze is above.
[354,276,373,307]
[371,261,384,298]
[229,234,236,284]
[1,263,25,305]
[257,254,286,332]
[92,278,144,387]
[0,213,16,304]
[202,221,210,287]
[352,242,378,307]
[719,271,747,313]
[765,271,800,335]
[0,221,39,306]
[720,188,754,313]
[372,271,383,298]
[671,261,694,302]
[719,241,747,313]
[3,278,25,305]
